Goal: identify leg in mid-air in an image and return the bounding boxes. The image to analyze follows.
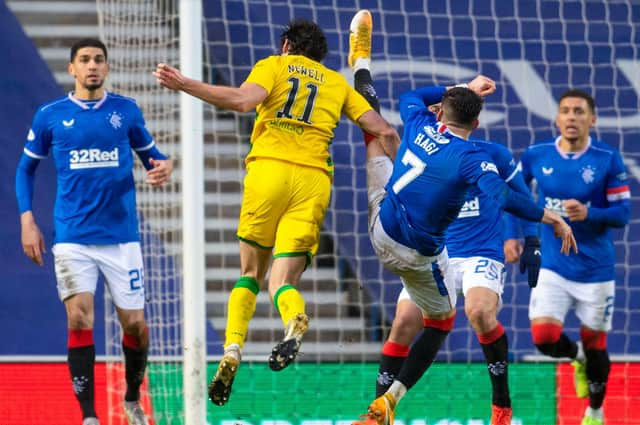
[267,255,309,371]
[208,240,271,406]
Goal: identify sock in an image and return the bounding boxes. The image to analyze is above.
[395,317,453,391]
[122,326,149,402]
[68,329,96,419]
[532,324,578,358]
[376,341,410,397]
[354,68,380,146]
[478,323,510,408]
[585,349,610,409]
[354,69,380,113]
[224,276,259,347]
[273,284,305,326]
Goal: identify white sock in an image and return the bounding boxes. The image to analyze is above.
[353,58,371,73]
[575,341,585,362]
[387,380,407,404]
[224,343,241,360]
[585,406,603,420]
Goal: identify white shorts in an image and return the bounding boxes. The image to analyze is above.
[367,157,456,315]
[529,268,614,331]
[52,242,145,310]
[398,256,505,308]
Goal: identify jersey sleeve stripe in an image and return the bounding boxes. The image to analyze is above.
[23,148,46,159]
[607,185,630,194]
[504,162,521,183]
[607,185,630,201]
[133,141,156,151]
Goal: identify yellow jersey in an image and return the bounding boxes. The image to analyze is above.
[244,54,372,175]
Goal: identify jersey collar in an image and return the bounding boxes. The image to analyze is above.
[68,90,109,110]
[554,136,591,160]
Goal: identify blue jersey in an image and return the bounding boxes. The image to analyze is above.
[520,137,631,282]
[21,92,158,244]
[446,139,536,262]
[378,86,544,257]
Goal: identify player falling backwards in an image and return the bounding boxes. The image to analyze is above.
[16,38,173,425]
[345,10,578,425]
[154,18,400,406]
[516,89,631,425]
[348,10,544,425]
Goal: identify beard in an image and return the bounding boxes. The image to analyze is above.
[84,80,104,91]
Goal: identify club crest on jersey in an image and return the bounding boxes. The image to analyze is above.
[27,129,35,141]
[542,166,554,175]
[62,119,75,128]
[107,111,124,130]
[580,165,596,184]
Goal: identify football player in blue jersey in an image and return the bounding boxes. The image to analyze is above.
[15,38,173,425]
[347,11,577,425]
[518,89,631,425]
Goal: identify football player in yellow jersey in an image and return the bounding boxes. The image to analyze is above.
[155,18,400,405]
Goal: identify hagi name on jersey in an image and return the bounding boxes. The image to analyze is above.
[457,196,480,218]
[69,147,119,169]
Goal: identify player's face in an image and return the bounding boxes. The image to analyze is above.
[555,97,595,145]
[68,47,109,91]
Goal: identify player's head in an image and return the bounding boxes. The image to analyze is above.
[68,38,109,92]
[439,87,483,131]
[556,89,596,144]
[280,19,328,62]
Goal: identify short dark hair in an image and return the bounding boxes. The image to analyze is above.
[280,19,328,62]
[70,38,108,62]
[441,87,484,129]
[558,89,595,113]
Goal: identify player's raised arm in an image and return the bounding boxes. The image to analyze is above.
[154,63,268,112]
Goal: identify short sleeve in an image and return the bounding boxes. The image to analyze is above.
[244,56,277,94]
[342,85,373,122]
[23,108,52,158]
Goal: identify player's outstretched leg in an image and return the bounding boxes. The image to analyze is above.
[353,392,396,425]
[268,313,309,371]
[208,344,241,406]
[122,400,150,425]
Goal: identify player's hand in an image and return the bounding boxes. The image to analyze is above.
[519,236,541,288]
[563,198,588,222]
[467,75,496,97]
[147,158,174,187]
[503,239,522,263]
[541,209,578,255]
[154,63,186,91]
[20,211,46,266]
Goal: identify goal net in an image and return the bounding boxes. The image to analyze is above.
[99,1,640,424]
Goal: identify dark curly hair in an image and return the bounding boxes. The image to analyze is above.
[280,19,328,62]
[441,87,484,129]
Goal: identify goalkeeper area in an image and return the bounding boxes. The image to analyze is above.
[1,1,639,425]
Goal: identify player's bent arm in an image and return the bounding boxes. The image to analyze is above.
[357,110,401,160]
